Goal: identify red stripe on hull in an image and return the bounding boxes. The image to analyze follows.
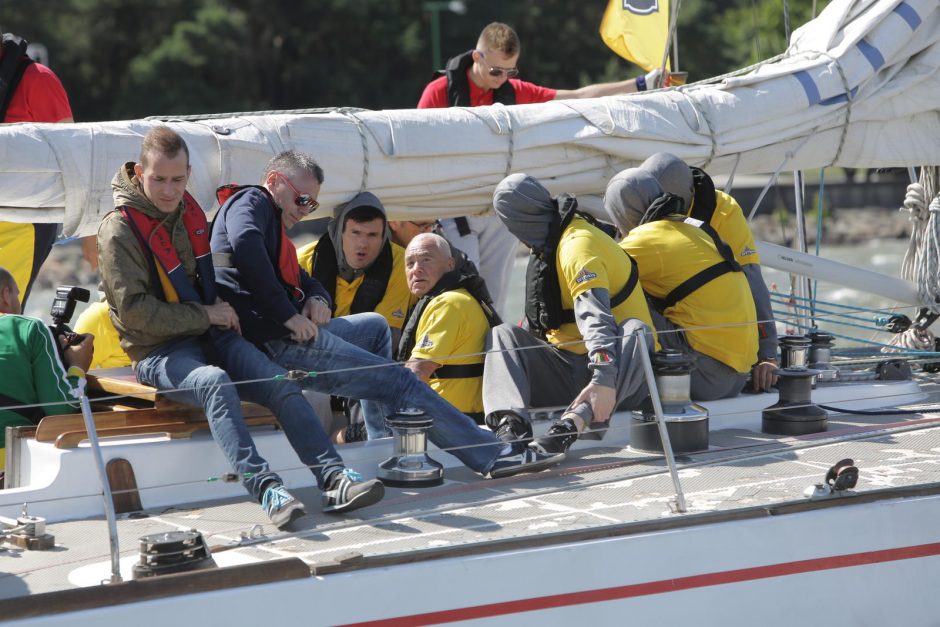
[340,541,940,627]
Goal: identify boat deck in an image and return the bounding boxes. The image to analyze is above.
[4,378,940,600]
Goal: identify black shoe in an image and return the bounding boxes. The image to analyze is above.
[485,445,565,479]
[487,411,533,445]
[343,421,367,443]
[531,418,579,455]
[322,469,385,514]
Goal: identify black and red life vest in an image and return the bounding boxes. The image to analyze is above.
[214,184,304,301]
[0,35,34,120]
[120,192,216,306]
[437,50,517,107]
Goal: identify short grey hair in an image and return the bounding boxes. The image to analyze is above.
[263,150,324,185]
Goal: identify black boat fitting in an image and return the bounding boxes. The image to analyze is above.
[132,529,217,579]
[762,366,828,435]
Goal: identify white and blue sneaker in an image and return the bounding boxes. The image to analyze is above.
[322,468,385,514]
[261,483,306,530]
[485,445,565,479]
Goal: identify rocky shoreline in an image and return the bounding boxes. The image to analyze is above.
[748,206,913,246]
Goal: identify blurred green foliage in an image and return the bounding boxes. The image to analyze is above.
[1,0,829,121]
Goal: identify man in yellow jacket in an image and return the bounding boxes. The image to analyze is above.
[639,153,778,391]
[604,168,758,400]
[296,192,412,344]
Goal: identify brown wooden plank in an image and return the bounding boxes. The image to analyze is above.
[87,369,158,402]
[55,424,198,448]
[35,404,276,443]
[106,458,143,514]
[52,415,279,448]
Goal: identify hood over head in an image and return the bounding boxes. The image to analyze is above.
[327,191,390,281]
[603,168,664,234]
[492,173,556,249]
[639,152,693,207]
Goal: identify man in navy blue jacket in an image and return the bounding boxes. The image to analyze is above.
[209,150,565,478]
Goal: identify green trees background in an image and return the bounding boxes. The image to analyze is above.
[2,0,828,122]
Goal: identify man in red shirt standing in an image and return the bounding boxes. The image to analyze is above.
[417,22,661,316]
[0,25,73,305]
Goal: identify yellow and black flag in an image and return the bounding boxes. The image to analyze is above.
[600,0,670,72]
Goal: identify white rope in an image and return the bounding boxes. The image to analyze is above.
[901,167,940,312]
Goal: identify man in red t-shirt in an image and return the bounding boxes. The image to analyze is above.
[417,22,661,316]
[0,26,73,305]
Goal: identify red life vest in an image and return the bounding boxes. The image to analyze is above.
[214,184,303,300]
[120,192,217,305]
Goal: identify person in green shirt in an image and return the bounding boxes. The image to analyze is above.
[0,266,94,466]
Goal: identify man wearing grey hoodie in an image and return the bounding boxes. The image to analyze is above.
[483,173,656,455]
[296,193,412,347]
[98,127,385,530]
[637,153,778,391]
[603,167,757,401]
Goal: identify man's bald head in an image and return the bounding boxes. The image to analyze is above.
[405,233,455,297]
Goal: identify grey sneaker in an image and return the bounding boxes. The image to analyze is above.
[485,445,565,479]
[261,483,306,530]
[322,468,385,514]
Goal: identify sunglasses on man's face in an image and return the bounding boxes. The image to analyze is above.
[477,50,519,78]
[276,172,320,213]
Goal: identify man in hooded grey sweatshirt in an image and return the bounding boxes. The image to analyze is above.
[296,193,412,348]
[637,153,778,391]
[483,173,656,455]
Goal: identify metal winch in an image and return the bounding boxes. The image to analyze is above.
[779,335,812,369]
[377,409,444,487]
[132,529,217,579]
[807,331,837,382]
[763,338,829,435]
[631,349,709,454]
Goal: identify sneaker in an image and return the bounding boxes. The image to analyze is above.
[322,468,385,514]
[261,483,306,530]
[485,445,565,479]
[531,418,579,455]
[489,411,533,445]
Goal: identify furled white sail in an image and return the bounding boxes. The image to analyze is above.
[0,0,937,237]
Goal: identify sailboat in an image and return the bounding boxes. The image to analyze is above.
[2,0,940,624]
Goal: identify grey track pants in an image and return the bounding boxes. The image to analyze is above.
[482,319,654,422]
[650,309,748,401]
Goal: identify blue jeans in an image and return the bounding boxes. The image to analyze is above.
[135,330,345,500]
[264,313,503,473]
[294,313,391,439]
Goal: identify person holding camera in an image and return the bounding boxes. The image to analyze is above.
[0,267,93,466]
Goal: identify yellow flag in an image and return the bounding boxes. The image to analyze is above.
[600,0,670,72]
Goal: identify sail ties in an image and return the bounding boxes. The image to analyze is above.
[341,109,370,193]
